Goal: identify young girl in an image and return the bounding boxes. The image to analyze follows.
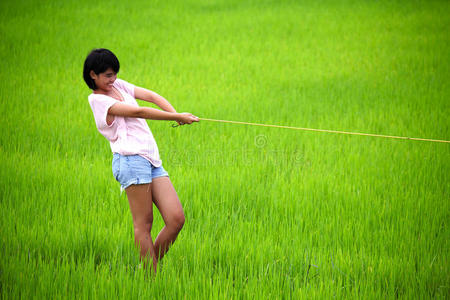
[83,48,198,273]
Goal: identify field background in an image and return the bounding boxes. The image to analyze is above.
[1,0,449,298]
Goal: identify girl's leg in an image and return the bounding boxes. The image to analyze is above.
[125,183,158,273]
[151,176,185,260]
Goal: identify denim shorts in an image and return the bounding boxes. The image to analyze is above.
[112,153,169,192]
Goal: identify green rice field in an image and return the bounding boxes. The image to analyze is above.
[1,0,449,298]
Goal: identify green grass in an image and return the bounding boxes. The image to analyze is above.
[1,0,449,298]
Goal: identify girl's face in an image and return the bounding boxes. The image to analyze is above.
[90,67,117,93]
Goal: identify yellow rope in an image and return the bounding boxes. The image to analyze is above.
[199,118,450,144]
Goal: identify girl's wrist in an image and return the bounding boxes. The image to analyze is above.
[173,112,182,122]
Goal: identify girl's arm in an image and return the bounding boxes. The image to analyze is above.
[134,86,177,113]
[108,102,198,124]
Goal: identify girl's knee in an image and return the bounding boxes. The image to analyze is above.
[170,211,185,231]
[133,219,153,237]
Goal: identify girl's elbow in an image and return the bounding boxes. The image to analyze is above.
[134,107,146,118]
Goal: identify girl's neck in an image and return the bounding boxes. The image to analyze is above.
[93,87,124,102]
[93,88,110,95]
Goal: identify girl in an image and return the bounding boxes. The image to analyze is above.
[83,48,198,273]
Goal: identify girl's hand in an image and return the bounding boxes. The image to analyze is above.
[176,113,199,125]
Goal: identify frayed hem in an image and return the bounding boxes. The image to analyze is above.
[119,178,153,194]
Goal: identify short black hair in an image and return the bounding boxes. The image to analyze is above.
[83,48,120,90]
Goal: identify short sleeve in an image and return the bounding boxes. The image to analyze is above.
[114,78,135,98]
[88,95,119,140]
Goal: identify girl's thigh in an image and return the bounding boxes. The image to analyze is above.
[151,177,184,224]
[125,183,153,226]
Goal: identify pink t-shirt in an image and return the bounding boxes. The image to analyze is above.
[88,78,162,167]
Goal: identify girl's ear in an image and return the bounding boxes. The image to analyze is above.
[89,70,98,89]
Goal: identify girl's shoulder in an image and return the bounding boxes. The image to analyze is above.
[114,78,135,98]
[88,92,110,102]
